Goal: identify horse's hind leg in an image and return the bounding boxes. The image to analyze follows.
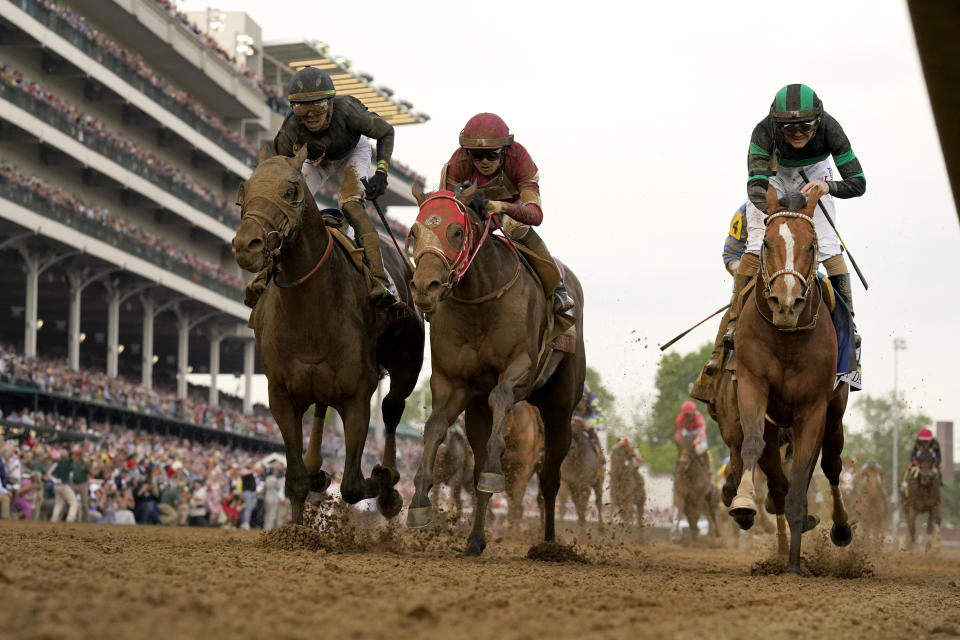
[407,376,468,528]
[269,383,308,525]
[758,439,789,556]
[821,410,852,548]
[539,410,573,544]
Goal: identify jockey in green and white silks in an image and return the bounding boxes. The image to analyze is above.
[727,84,866,349]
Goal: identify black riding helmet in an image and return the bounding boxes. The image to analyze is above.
[286,67,336,103]
[769,84,823,124]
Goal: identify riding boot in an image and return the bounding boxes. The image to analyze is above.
[828,273,861,349]
[243,267,270,309]
[516,228,574,315]
[721,271,754,350]
[358,231,395,305]
[341,200,394,306]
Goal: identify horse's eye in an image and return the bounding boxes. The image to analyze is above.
[454,229,462,238]
[285,187,295,199]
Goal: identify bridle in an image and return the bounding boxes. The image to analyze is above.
[757,211,821,332]
[238,170,332,289]
[407,192,521,303]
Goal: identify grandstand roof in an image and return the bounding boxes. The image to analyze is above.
[262,40,428,127]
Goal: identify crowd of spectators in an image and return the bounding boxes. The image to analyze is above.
[0,161,246,293]
[24,0,258,159]
[0,64,239,225]
[149,0,288,115]
[0,345,276,440]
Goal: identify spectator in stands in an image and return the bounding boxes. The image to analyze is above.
[69,447,91,523]
[239,464,257,530]
[188,477,208,526]
[50,447,78,522]
[262,466,281,530]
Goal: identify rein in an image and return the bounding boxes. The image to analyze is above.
[757,211,821,333]
[274,223,334,288]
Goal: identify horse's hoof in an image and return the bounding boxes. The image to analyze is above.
[406,506,434,529]
[728,496,757,530]
[830,522,853,547]
[764,492,775,514]
[477,472,505,493]
[372,464,400,487]
[309,471,330,493]
[377,489,403,519]
[804,515,820,533]
[785,563,803,576]
[463,537,487,557]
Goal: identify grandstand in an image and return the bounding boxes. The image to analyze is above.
[0,0,427,433]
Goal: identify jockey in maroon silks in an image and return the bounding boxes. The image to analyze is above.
[442,113,574,317]
[675,400,708,456]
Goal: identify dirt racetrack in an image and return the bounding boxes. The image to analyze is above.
[1,518,959,640]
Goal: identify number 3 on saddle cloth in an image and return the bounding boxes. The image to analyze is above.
[717,274,861,391]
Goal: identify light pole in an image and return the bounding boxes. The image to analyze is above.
[891,337,907,539]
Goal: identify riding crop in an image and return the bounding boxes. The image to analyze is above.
[797,168,869,290]
[362,177,413,270]
[659,304,730,351]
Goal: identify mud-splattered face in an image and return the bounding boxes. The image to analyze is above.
[468,148,503,176]
[292,98,333,132]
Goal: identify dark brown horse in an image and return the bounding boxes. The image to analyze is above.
[405,185,586,556]
[673,433,720,542]
[900,447,941,551]
[231,146,424,524]
[727,187,851,574]
[609,439,646,534]
[558,417,605,530]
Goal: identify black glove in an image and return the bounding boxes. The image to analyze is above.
[364,170,388,200]
[468,193,490,219]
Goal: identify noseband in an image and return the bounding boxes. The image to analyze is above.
[239,178,306,260]
[760,211,818,299]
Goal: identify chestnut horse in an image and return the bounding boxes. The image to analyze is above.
[432,423,473,515]
[405,185,586,556]
[674,433,720,542]
[854,462,888,544]
[727,187,851,574]
[900,446,941,551]
[231,146,424,524]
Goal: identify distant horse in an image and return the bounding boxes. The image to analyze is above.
[609,439,646,535]
[405,184,586,556]
[431,423,473,515]
[558,417,605,530]
[232,145,424,524]
[727,187,851,574]
[501,401,545,530]
[900,446,941,551]
[854,462,888,544]
[674,433,720,543]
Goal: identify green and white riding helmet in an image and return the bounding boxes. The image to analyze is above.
[286,66,336,103]
[769,83,823,125]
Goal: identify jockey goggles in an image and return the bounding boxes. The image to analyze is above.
[291,98,332,115]
[468,148,503,162]
[778,119,818,134]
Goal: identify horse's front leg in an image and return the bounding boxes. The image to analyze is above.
[269,383,308,524]
[407,375,468,528]
[303,408,331,496]
[820,411,853,548]
[730,371,768,530]
[338,394,378,505]
[478,359,532,493]
[784,406,827,574]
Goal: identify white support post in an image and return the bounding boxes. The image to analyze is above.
[176,314,190,400]
[23,255,38,359]
[67,277,82,371]
[243,340,255,416]
[141,297,154,390]
[106,289,120,378]
[209,335,222,408]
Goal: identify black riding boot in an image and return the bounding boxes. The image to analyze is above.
[828,273,861,349]
[517,229,574,315]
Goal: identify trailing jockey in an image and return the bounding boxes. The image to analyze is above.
[675,400,710,473]
[902,427,944,492]
[442,113,575,318]
[245,66,397,307]
[700,84,866,382]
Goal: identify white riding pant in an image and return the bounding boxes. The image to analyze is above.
[744,159,841,261]
[301,136,372,207]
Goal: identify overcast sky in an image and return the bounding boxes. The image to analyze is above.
[183,0,959,446]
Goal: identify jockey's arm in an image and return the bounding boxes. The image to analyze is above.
[823,114,866,200]
[746,122,776,213]
[499,177,543,225]
[354,110,395,173]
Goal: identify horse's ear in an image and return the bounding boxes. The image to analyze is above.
[412,184,426,206]
[258,140,274,163]
[292,145,309,170]
[801,192,820,217]
[765,185,779,213]
[460,182,477,204]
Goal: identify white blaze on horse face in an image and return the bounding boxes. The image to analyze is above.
[778,222,798,299]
